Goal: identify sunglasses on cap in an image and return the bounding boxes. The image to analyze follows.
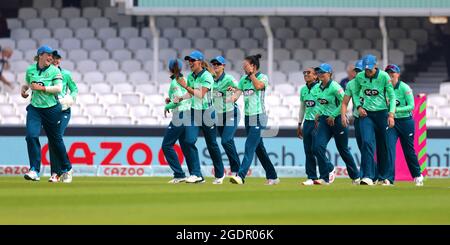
[188,58,200,62]
[303,71,312,75]
[211,62,223,66]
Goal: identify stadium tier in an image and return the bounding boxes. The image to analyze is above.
[0,1,449,126]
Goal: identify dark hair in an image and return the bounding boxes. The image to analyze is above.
[244,54,262,69]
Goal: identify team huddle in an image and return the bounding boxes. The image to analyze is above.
[20,45,424,186]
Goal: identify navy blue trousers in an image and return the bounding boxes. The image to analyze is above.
[359,110,389,181]
[238,114,277,180]
[182,109,224,178]
[162,111,192,178]
[26,104,71,174]
[49,108,71,175]
[303,120,318,180]
[216,106,241,173]
[313,115,360,181]
[387,117,422,182]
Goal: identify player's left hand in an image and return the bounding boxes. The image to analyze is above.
[388,113,395,128]
[326,116,335,126]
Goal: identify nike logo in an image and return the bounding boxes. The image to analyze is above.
[255,127,260,129]
[168,126,172,129]
[340,131,344,135]
[409,133,413,137]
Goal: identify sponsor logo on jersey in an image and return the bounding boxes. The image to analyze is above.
[243,89,255,96]
[364,89,379,96]
[318,98,328,104]
[305,100,316,107]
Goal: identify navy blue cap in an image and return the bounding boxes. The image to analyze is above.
[385,64,401,73]
[210,56,227,65]
[184,50,204,61]
[37,45,53,55]
[168,59,183,71]
[362,54,377,70]
[52,50,62,58]
[315,63,333,73]
[354,59,364,71]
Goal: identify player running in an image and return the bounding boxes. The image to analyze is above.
[297,67,321,185]
[47,50,77,183]
[385,64,424,186]
[21,45,72,182]
[229,54,279,185]
[210,56,241,176]
[174,50,225,184]
[350,54,396,186]
[312,63,360,185]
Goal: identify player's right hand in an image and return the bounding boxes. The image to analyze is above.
[164,109,170,118]
[165,97,170,104]
[297,125,303,139]
[341,115,348,128]
[358,107,367,117]
[21,85,29,98]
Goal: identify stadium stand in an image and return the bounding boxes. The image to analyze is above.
[0,1,449,126]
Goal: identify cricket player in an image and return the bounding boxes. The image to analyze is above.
[312,63,360,185]
[384,64,424,186]
[21,45,72,182]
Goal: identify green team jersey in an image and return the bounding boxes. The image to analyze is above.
[353,69,396,113]
[344,79,361,118]
[299,81,319,121]
[212,72,238,113]
[186,69,214,110]
[58,68,78,99]
[165,77,191,112]
[313,80,344,118]
[393,81,414,118]
[25,63,62,108]
[238,72,269,116]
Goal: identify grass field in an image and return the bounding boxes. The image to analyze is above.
[0,177,449,224]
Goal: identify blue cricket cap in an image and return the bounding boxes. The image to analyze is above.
[315,63,333,73]
[184,50,204,61]
[362,54,377,70]
[385,64,401,73]
[354,59,364,71]
[168,59,183,71]
[210,56,227,65]
[37,45,53,55]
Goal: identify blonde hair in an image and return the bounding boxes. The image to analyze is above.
[201,60,216,77]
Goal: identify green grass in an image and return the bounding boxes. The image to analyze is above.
[0,177,449,224]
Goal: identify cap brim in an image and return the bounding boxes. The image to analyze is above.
[210,59,224,64]
[365,64,376,70]
[184,56,191,60]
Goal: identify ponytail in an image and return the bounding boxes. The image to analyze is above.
[201,60,216,77]
[244,54,262,70]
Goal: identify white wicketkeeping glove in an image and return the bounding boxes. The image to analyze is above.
[59,95,74,111]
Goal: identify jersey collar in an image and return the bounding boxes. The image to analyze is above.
[192,68,206,79]
[245,72,261,81]
[36,63,50,73]
[364,68,380,79]
[319,80,333,91]
[307,81,318,90]
[394,80,402,89]
[214,72,226,83]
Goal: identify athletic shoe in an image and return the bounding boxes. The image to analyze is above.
[185,175,205,183]
[168,177,187,184]
[60,169,73,183]
[360,177,374,186]
[352,178,361,185]
[328,167,336,184]
[230,175,244,184]
[24,170,40,181]
[265,178,280,185]
[212,176,225,185]
[314,179,329,185]
[414,175,424,186]
[381,179,393,186]
[230,172,237,176]
[48,173,60,183]
[302,179,315,186]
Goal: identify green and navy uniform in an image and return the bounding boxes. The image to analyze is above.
[235,72,278,181]
[386,81,422,183]
[182,69,224,178]
[299,81,319,180]
[162,75,193,178]
[49,67,78,174]
[25,63,71,175]
[312,80,360,181]
[353,69,396,181]
[344,79,362,150]
[213,72,241,173]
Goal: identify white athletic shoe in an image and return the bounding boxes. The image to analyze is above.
[212,176,225,185]
[265,178,280,185]
[185,175,205,184]
[381,179,393,186]
[414,175,424,186]
[48,173,60,183]
[302,179,315,186]
[60,169,73,183]
[230,175,244,185]
[168,177,187,184]
[24,170,40,181]
[314,179,329,185]
[328,167,336,184]
[352,178,361,185]
[360,177,374,186]
[230,172,237,177]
